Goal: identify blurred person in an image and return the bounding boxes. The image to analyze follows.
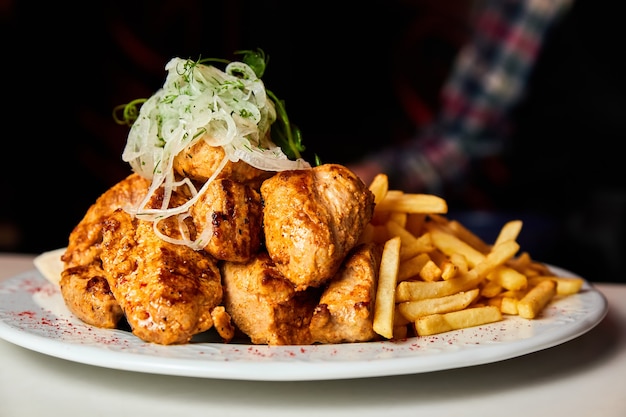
[347,0,626,282]
[349,0,572,196]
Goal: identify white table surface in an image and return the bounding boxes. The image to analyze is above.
[1,253,625,417]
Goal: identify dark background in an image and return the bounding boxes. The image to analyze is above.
[1,0,624,282]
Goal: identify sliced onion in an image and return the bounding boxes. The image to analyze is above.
[120,57,311,250]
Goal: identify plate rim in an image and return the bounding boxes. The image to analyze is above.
[0,266,609,381]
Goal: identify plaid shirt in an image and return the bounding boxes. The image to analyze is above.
[361,0,572,194]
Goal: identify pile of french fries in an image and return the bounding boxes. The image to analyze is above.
[363,174,584,339]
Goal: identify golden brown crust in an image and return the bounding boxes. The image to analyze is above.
[100,209,224,345]
[190,178,263,262]
[310,243,382,344]
[261,164,375,290]
[61,173,150,269]
[59,157,381,345]
[173,139,274,187]
[59,174,151,330]
[221,252,320,345]
[59,264,124,329]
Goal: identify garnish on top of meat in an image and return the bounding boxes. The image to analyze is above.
[113,50,311,251]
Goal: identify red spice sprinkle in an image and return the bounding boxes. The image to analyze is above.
[40,317,53,326]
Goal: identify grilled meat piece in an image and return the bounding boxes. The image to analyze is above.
[173,139,274,188]
[261,163,375,290]
[310,243,382,344]
[100,208,226,345]
[59,173,150,328]
[210,305,236,342]
[61,173,150,269]
[59,264,123,328]
[190,178,263,262]
[221,251,320,345]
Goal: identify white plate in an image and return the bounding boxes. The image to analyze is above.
[0,264,607,381]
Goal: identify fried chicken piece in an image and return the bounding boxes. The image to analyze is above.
[261,163,375,290]
[100,208,227,345]
[310,243,382,344]
[59,173,150,328]
[173,139,274,188]
[190,178,263,262]
[221,251,320,345]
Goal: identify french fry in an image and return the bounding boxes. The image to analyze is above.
[419,259,443,282]
[398,253,430,282]
[517,279,557,319]
[398,289,480,321]
[362,174,585,340]
[440,261,458,280]
[441,261,459,280]
[373,236,402,339]
[386,220,419,247]
[486,296,502,308]
[448,253,469,276]
[500,296,519,315]
[487,266,527,291]
[396,273,484,302]
[446,220,492,254]
[469,240,520,282]
[368,173,389,205]
[399,232,435,261]
[528,276,584,295]
[427,213,449,226]
[480,279,503,298]
[414,306,502,336]
[494,220,523,245]
[487,289,527,315]
[428,227,485,267]
[388,212,407,228]
[428,249,458,280]
[376,193,448,214]
[524,260,553,276]
[507,251,533,271]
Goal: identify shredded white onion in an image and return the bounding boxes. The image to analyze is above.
[121,57,311,250]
